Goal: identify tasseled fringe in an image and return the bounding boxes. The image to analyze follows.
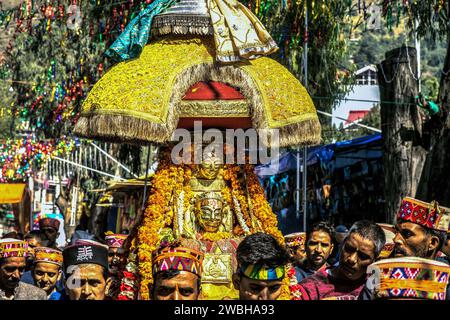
[277,118,322,147]
[151,15,213,36]
[73,115,174,145]
[74,62,322,147]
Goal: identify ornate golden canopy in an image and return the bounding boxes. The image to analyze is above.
[74,37,321,147]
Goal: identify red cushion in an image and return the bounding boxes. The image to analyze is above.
[183,81,245,100]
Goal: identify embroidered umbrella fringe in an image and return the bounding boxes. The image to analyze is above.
[152,15,213,36]
[74,62,321,147]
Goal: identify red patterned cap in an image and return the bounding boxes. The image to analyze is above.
[105,232,127,248]
[367,257,450,300]
[284,232,306,248]
[152,244,204,277]
[397,197,450,232]
[0,239,28,259]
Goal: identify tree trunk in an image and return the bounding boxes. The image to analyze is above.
[416,37,450,206]
[377,46,427,223]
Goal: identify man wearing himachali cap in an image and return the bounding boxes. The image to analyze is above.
[359,197,450,300]
[39,217,61,250]
[104,232,128,300]
[151,242,204,300]
[62,239,112,300]
[392,197,450,261]
[31,247,64,300]
[0,239,46,300]
[105,232,128,270]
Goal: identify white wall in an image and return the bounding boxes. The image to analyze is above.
[332,85,380,127]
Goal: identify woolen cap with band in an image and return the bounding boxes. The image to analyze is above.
[284,232,306,248]
[152,244,204,277]
[397,197,450,232]
[39,217,61,231]
[62,240,109,273]
[367,257,450,300]
[34,247,63,267]
[0,238,28,259]
[105,232,127,249]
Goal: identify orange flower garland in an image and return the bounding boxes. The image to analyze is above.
[223,165,253,233]
[136,149,187,299]
[122,147,290,300]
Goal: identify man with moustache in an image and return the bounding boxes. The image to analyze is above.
[0,239,47,300]
[391,197,449,260]
[62,239,112,300]
[104,232,128,300]
[295,222,335,282]
[359,197,450,300]
[294,220,385,300]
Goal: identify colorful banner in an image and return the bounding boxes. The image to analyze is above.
[0,183,26,204]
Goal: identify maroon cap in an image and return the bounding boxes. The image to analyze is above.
[39,217,60,231]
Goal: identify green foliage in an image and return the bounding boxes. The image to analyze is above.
[241,0,356,115]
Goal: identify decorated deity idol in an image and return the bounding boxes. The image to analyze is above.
[73,0,322,300]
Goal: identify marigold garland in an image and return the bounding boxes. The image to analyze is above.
[136,149,186,299]
[119,148,291,300]
[198,231,232,241]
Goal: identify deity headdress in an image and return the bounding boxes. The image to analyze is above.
[196,191,224,206]
[397,197,450,232]
[367,257,450,300]
[34,247,63,267]
[0,238,28,259]
[152,244,204,277]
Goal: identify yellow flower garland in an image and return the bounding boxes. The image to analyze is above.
[198,231,232,242]
[136,149,187,299]
[128,147,290,300]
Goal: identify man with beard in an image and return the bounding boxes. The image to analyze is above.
[0,239,46,300]
[359,197,450,299]
[295,222,335,282]
[437,232,450,265]
[104,232,127,300]
[31,247,64,300]
[233,232,289,300]
[39,218,61,250]
[63,239,112,300]
[294,220,385,300]
[392,197,449,260]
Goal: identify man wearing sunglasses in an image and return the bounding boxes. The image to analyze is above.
[0,239,46,300]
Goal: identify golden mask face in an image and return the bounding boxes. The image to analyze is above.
[198,154,222,180]
[195,197,224,233]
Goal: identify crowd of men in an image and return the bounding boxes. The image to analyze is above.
[0,196,449,300]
